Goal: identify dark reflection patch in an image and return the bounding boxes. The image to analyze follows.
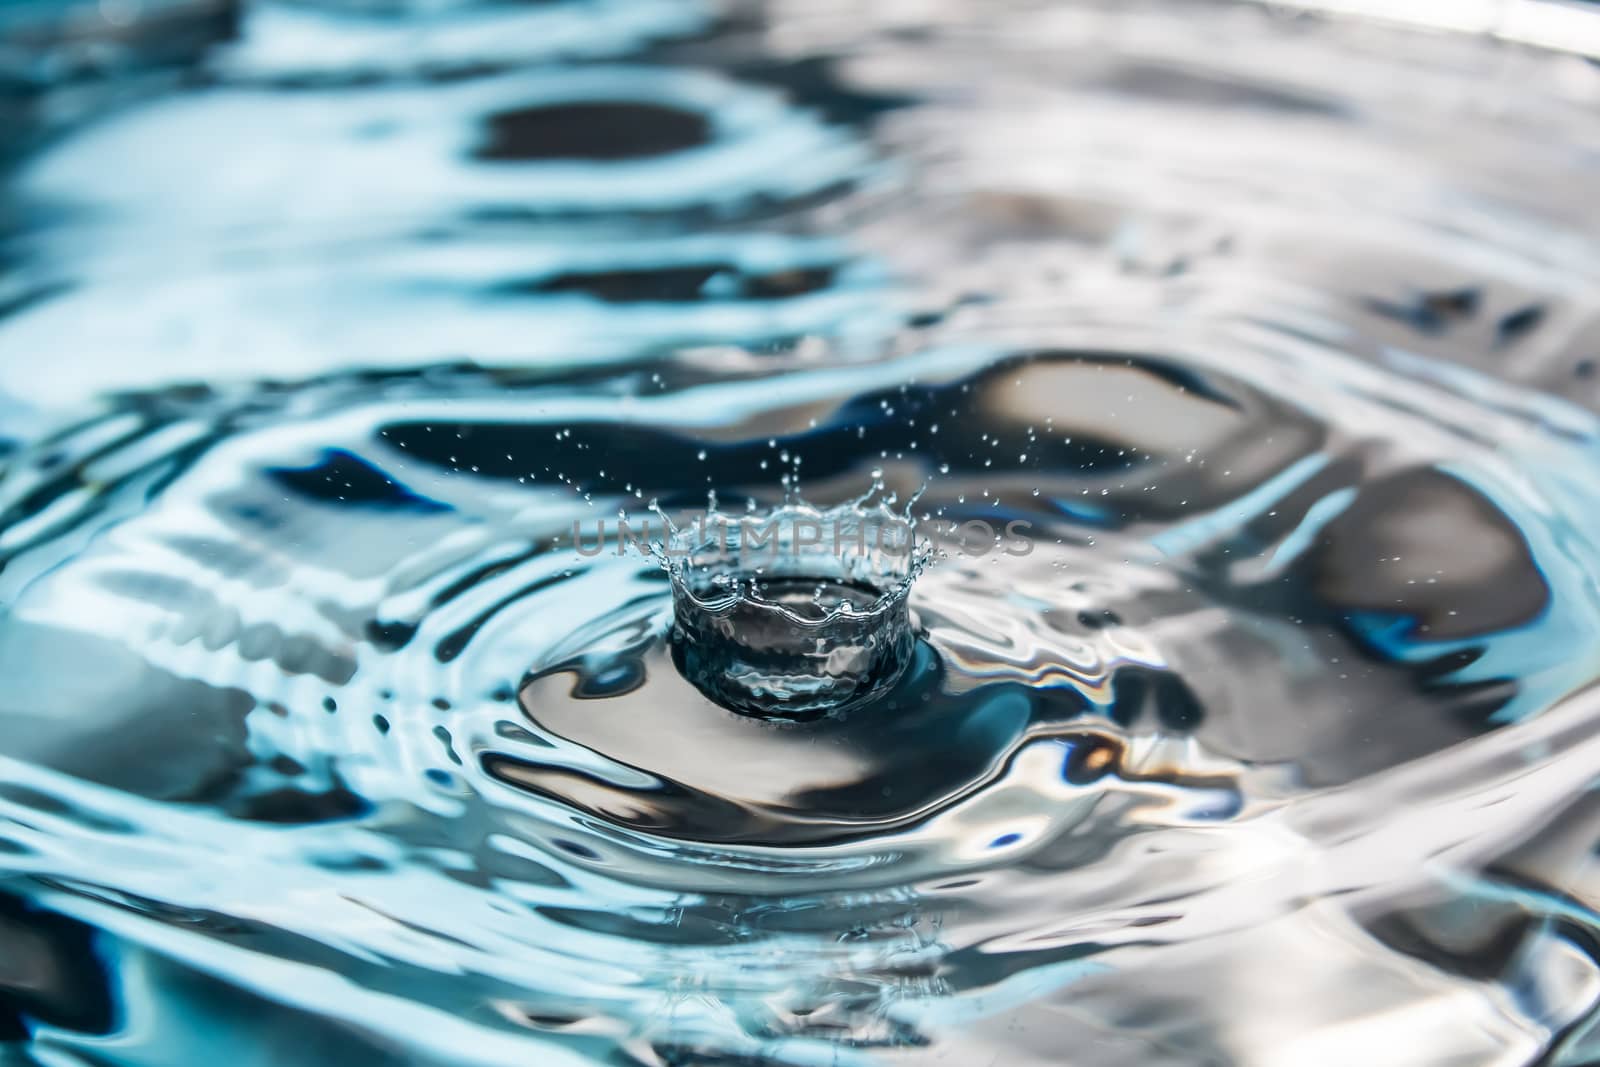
[525,264,723,302]
[373,349,1318,528]
[0,892,115,1039]
[473,102,710,163]
[267,449,448,512]
[222,783,371,825]
[1362,898,1535,983]
[1496,303,1545,347]
[1364,287,1481,335]
[507,263,837,303]
[1303,467,1548,641]
[1105,665,1209,733]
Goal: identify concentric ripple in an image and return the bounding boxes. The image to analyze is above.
[2,2,1600,1066]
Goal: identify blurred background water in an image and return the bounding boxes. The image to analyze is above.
[3,0,1600,1064]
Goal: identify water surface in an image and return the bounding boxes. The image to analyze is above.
[3,2,1600,1064]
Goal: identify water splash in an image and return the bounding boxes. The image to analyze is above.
[657,493,928,718]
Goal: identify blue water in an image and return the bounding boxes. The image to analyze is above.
[4,1,1600,1064]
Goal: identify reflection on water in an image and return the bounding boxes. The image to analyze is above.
[3,1,1600,1064]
